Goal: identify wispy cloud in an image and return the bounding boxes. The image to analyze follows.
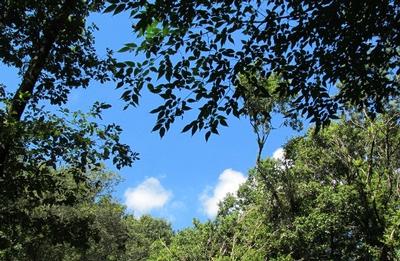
[200,169,246,218]
[124,177,172,216]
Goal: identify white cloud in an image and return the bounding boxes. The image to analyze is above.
[272,147,285,161]
[200,169,247,218]
[124,177,172,216]
[272,147,293,169]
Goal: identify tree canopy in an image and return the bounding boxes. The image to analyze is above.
[150,105,400,260]
[0,0,139,257]
[107,0,400,136]
[1,1,400,259]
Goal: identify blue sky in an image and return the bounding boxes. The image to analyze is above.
[1,12,302,230]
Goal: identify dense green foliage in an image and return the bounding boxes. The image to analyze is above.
[107,0,399,136]
[0,102,158,259]
[2,191,173,260]
[150,108,400,260]
[0,0,141,258]
[4,105,399,260]
[1,0,400,260]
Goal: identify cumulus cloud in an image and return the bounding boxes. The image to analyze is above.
[200,169,247,218]
[272,147,285,161]
[124,177,172,216]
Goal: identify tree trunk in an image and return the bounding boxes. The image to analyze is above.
[0,0,78,175]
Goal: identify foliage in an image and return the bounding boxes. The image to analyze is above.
[0,0,140,257]
[106,0,400,136]
[148,219,216,260]
[0,105,137,258]
[48,198,174,261]
[238,73,302,161]
[125,215,174,261]
[0,0,112,116]
[151,106,400,260]
[2,1,400,260]
[1,192,174,261]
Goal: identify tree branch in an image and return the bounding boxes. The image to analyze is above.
[8,0,78,121]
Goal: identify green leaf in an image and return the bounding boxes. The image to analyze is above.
[152,124,162,132]
[125,61,135,67]
[159,127,166,138]
[113,4,126,15]
[220,119,228,127]
[118,46,131,53]
[205,131,211,141]
[103,4,116,13]
[182,124,191,133]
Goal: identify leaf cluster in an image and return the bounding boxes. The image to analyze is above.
[150,108,400,260]
[107,0,400,136]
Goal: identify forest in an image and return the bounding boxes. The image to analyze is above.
[1,0,399,260]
